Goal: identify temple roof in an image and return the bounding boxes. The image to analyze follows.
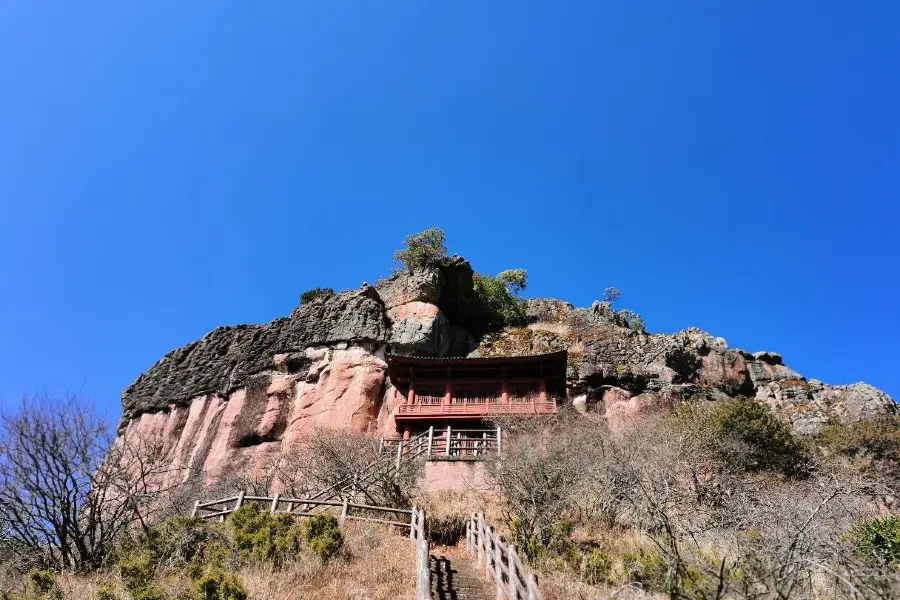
[386,350,567,367]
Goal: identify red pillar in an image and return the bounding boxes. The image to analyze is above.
[406,367,416,406]
[501,366,509,404]
[443,367,452,406]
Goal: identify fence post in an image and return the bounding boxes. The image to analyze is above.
[485,526,495,576]
[410,505,418,539]
[445,426,452,456]
[190,500,200,518]
[340,497,349,523]
[507,544,519,600]
[379,435,384,454]
[494,532,503,594]
[418,508,426,541]
[269,493,280,515]
[476,513,485,567]
[496,425,502,457]
[427,426,434,456]
[233,491,245,513]
[395,440,404,473]
[416,538,431,600]
[527,572,542,600]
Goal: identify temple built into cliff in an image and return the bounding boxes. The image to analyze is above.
[385,351,565,461]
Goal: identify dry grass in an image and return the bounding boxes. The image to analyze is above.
[528,321,571,337]
[42,522,416,600]
[242,521,416,600]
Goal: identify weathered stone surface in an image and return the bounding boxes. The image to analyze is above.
[478,320,895,434]
[523,298,575,324]
[121,287,388,422]
[121,345,388,489]
[116,255,897,489]
[756,379,897,435]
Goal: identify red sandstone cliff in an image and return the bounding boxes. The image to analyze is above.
[117,258,897,490]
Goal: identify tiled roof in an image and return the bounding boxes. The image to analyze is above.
[386,350,567,366]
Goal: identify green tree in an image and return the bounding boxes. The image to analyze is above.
[496,269,528,294]
[602,286,621,305]
[393,228,447,271]
[474,273,526,331]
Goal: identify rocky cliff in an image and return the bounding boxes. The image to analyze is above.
[118,257,896,489]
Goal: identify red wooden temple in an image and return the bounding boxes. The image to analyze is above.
[388,351,565,431]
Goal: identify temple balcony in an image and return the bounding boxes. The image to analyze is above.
[387,351,565,423]
[395,393,557,419]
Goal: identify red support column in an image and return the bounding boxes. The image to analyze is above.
[406,367,416,406]
[443,367,452,406]
[501,366,509,404]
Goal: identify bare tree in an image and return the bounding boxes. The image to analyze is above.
[0,395,176,572]
[271,428,422,507]
[485,415,599,554]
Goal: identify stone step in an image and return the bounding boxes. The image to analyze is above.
[430,553,495,600]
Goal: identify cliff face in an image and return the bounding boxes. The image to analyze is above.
[118,259,897,490]
[479,299,896,434]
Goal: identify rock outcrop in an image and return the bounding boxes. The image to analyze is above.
[117,261,896,489]
[477,299,896,432]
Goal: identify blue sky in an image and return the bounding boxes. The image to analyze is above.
[0,1,897,421]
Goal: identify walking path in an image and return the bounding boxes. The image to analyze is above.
[430,547,495,600]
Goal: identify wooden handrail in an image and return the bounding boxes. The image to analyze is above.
[192,496,433,599]
[409,506,430,600]
[466,512,543,600]
[191,494,414,525]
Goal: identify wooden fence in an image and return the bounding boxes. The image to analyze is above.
[381,425,501,458]
[410,506,431,600]
[466,512,544,600]
[191,492,414,530]
[192,494,433,600]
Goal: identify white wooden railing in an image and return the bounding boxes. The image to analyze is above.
[466,512,544,600]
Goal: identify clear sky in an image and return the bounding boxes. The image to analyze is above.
[0,1,897,421]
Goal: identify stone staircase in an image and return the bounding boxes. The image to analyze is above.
[430,550,495,600]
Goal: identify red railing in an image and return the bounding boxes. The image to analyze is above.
[396,399,557,418]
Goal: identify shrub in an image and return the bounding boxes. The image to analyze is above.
[852,516,900,567]
[474,273,526,331]
[582,549,613,585]
[819,416,900,462]
[193,568,248,600]
[620,309,646,333]
[96,582,118,600]
[229,505,302,567]
[114,516,231,579]
[427,514,467,546]
[301,514,344,563]
[678,399,812,477]
[713,399,811,476]
[26,570,59,599]
[622,549,668,590]
[118,551,164,600]
[300,287,335,305]
[393,228,447,271]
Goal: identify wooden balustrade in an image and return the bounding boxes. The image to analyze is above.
[381,426,502,459]
[396,398,556,418]
[466,512,544,600]
[191,494,416,529]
